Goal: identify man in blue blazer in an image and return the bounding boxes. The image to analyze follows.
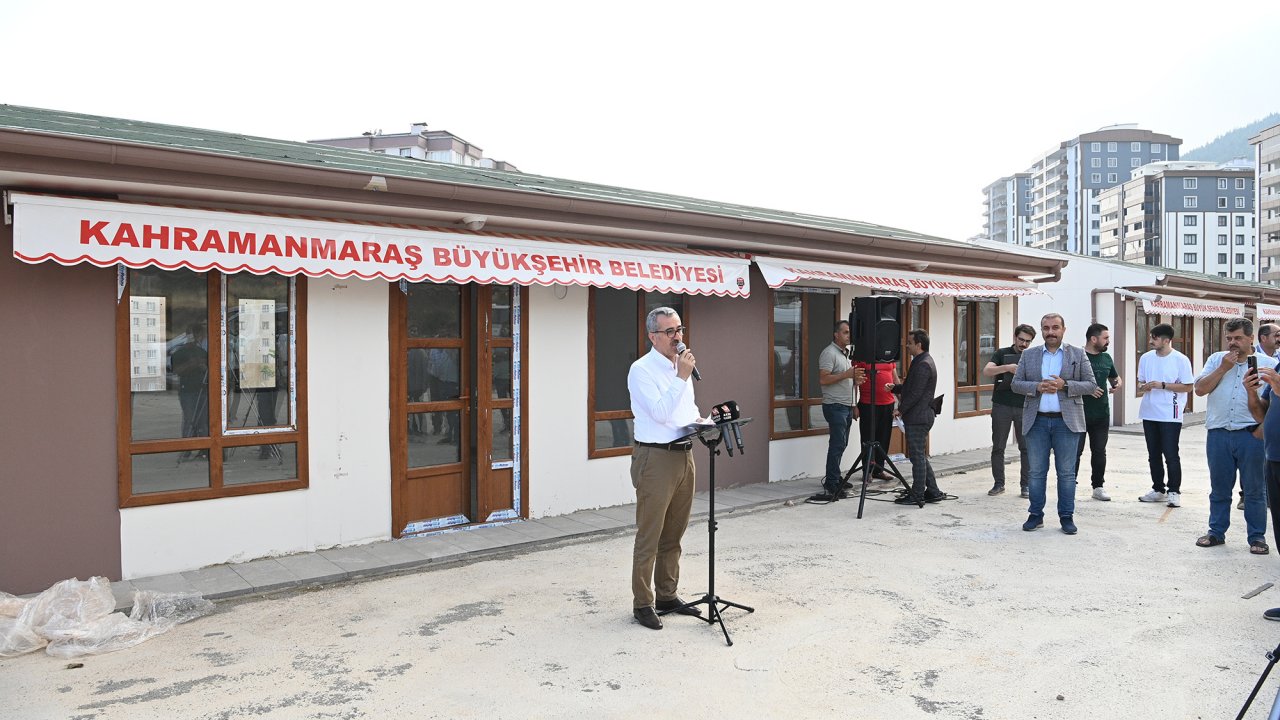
[1011,313,1097,535]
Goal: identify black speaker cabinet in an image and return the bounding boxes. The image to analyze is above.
[850,295,902,363]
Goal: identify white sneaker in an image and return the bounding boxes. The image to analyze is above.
[1092,487,1111,501]
[1138,490,1168,503]
[1166,492,1181,508]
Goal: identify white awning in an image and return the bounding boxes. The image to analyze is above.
[1142,293,1245,319]
[753,256,1041,296]
[1256,303,1280,321]
[10,193,752,297]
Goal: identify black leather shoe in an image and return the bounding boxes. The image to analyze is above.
[894,493,925,505]
[1060,515,1078,535]
[924,491,947,503]
[633,607,663,630]
[656,597,703,617]
[987,483,1005,496]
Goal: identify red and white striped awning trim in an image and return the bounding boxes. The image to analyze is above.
[1255,303,1280,321]
[753,256,1041,297]
[1142,293,1245,319]
[9,193,752,297]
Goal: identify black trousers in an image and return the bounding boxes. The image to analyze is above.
[1073,417,1110,488]
[1142,420,1183,493]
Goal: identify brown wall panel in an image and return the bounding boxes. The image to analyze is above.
[0,225,120,594]
[686,265,770,490]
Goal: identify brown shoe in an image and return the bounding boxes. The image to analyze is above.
[633,607,663,630]
[656,597,703,617]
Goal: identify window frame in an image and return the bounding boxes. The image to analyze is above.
[586,288,691,459]
[768,286,839,440]
[117,271,308,508]
[953,299,997,418]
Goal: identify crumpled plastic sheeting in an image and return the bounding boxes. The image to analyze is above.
[0,577,214,658]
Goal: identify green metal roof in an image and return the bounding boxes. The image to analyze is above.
[0,103,966,249]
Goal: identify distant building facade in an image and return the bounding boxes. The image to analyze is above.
[310,123,520,172]
[982,126,1180,255]
[981,173,1032,246]
[1252,123,1280,284]
[1097,160,1257,280]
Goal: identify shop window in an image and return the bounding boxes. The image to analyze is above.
[1203,317,1224,366]
[954,299,997,417]
[119,268,307,507]
[1134,312,1158,397]
[587,288,687,458]
[769,288,838,437]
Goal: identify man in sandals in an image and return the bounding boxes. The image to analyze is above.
[1196,317,1275,553]
[1247,364,1280,620]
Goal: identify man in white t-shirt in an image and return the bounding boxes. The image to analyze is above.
[1136,323,1195,507]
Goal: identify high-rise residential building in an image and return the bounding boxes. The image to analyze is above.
[982,125,1180,255]
[981,174,1032,246]
[1097,160,1257,280]
[1252,122,1280,284]
[309,123,520,172]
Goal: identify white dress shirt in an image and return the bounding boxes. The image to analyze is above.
[628,347,700,443]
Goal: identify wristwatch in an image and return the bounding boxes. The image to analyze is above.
[1161,381,1166,390]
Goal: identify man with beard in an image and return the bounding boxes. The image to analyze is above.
[1194,317,1276,552]
[984,324,1035,498]
[1074,323,1121,501]
[1011,313,1096,535]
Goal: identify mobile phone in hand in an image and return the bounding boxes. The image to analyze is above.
[1248,355,1258,374]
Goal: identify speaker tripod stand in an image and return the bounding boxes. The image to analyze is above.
[844,436,919,517]
[657,418,754,646]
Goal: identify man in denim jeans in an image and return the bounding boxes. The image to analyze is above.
[1011,313,1096,535]
[1244,365,1280,621]
[817,320,865,499]
[1193,317,1275,552]
[984,324,1035,497]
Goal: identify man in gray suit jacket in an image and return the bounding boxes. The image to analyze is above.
[1011,313,1097,535]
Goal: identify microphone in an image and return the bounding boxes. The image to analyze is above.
[676,342,702,381]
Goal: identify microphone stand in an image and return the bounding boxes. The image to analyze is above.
[657,417,755,646]
[844,329,918,516]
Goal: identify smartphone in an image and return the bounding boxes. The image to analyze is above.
[1248,355,1258,374]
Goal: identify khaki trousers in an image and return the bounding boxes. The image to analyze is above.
[631,445,696,608]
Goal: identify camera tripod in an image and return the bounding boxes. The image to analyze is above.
[1236,638,1280,719]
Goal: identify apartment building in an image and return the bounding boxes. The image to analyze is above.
[984,126,1180,255]
[980,174,1032,245]
[310,123,520,172]
[1252,123,1280,284]
[1098,160,1257,280]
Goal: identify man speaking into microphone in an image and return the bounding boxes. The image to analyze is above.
[627,307,705,630]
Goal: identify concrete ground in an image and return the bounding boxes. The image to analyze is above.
[4,420,1280,719]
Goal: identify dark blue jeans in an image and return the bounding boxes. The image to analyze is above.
[822,403,854,491]
[1142,420,1182,493]
[1206,428,1266,543]
[1024,413,1082,519]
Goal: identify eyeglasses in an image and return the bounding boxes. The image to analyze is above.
[651,325,687,337]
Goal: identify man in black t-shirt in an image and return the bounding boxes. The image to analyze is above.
[983,324,1036,497]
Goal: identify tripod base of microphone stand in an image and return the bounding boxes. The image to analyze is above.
[658,593,755,646]
[845,441,921,516]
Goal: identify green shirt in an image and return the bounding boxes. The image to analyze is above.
[989,347,1024,408]
[1081,351,1118,421]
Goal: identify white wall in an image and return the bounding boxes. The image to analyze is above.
[525,284,636,517]
[119,278,391,578]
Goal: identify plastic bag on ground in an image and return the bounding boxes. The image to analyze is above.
[0,591,28,618]
[1,577,215,658]
[0,616,47,657]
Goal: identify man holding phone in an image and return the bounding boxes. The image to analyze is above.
[1193,317,1277,552]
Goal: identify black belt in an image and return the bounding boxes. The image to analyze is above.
[1037,412,1063,418]
[1224,425,1260,433]
[636,440,693,452]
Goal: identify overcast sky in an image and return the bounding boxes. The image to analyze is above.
[3,0,1278,241]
